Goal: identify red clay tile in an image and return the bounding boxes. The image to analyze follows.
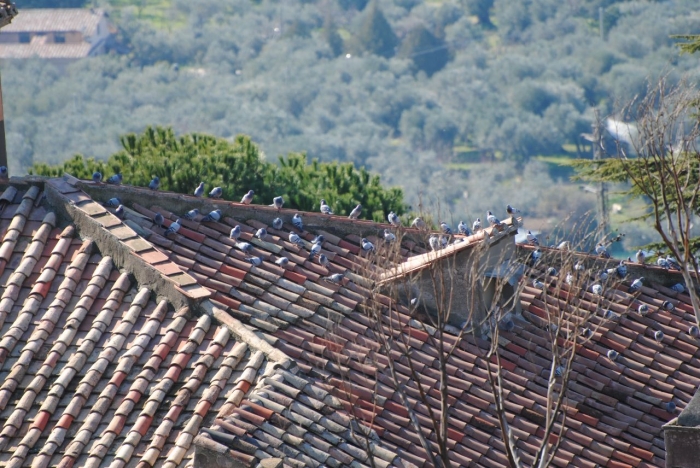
[283,269,307,285]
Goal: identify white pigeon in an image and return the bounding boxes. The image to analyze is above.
[272,218,283,230]
[164,219,181,237]
[429,235,440,251]
[458,221,471,236]
[115,205,124,218]
[271,196,284,210]
[636,250,646,264]
[411,217,426,229]
[473,218,482,231]
[595,243,609,258]
[565,273,573,285]
[320,199,333,215]
[194,182,205,197]
[574,261,585,271]
[325,273,344,284]
[275,257,289,267]
[292,214,303,231]
[310,243,322,256]
[486,211,500,226]
[629,277,644,293]
[209,187,223,199]
[236,242,253,253]
[349,204,362,220]
[657,257,670,269]
[440,222,452,235]
[201,209,221,222]
[557,241,570,250]
[590,284,603,295]
[149,177,160,191]
[638,303,649,315]
[383,229,396,243]
[361,238,375,252]
[229,226,241,239]
[532,249,542,263]
[241,190,254,204]
[388,212,401,226]
[255,228,268,241]
[289,232,304,246]
[183,208,199,220]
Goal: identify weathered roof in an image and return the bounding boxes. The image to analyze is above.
[0,175,696,468]
[0,40,92,59]
[0,8,105,35]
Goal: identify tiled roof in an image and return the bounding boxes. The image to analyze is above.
[1,175,697,467]
[0,41,92,59]
[0,8,104,35]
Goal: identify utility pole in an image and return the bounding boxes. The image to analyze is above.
[593,110,609,235]
[0,1,17,177]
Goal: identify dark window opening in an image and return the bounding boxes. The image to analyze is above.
[19,33,30,43]
[54,33,65,43]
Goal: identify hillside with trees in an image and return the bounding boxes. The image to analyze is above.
[5,0,700,247]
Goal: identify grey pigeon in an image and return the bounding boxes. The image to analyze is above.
[255,228,268,240]
[616,261,627,278]
[607,349,619,361]
[440,235,448,249]
[598,270,608,281]
[228,225,240,239]
[312,235,325,245]
[546,267,557,276]
[292,214,303,231]
[320,199,333,215]
[526,231,538,246]
[554,366,565,377]
[486,211,500,226]
[604,310,618,321]
[590,284,602,295]
[247,257,262,266]
[164,219,181,237]
[318,254,329,267]
[666,402,677,413]
[325,273,344,284]
[629,277,644,293]
[654,330,664,342]
[458,221,471,236]
[657,257,670,269]
[236,242,253,253]
[636,250,646,264]
[506,204,520,215]
[115,205,124,218]
[149,177,160,190]
[272,196,284,210]
[388,212,401,227]
[666,256,681,270]
[361,238,375,252]
[201,209,221,222]
[531,249,542,263]
[209,187,223,199]
[349,204,362,220]
[241,190,254,205]
[501,320,515,332]
[106,173,122,185]
[154,213,164,227]
[533,279,545,290]
[310,243,322,255]
[638,303,649,315]
[106,197,121,207]
[183,208,199,220]
[440,222,452,235]
[595,243,609,258]
[473,218,482,231]
[289,232,304,246]
[429,235,440,251]
[411,217,426,229]
[275,257,289,267]
[580,328,592,338]
[92,171,102,183]
[0,166,7,177]
[384,229,396,243]
[272,218,283,230]
[689,325,699,338]
[671,283,685,293]
[194,182,205,197]
[663,300,675,311]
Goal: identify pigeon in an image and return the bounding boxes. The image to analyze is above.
[440,222,452,235]
[194,182,205,197]
[654,330,664,342]
[657,257,670,269]
[275,257,289,267]
[557,241,570,250]
[486,211,500,226]
[236,242,253,253]
[388,211,401,227]
[616,261,627,278]
[292,214,303,231]
[429,235,440,251]
[636,250,646,264]
[411,217,426,229]
[383,229,396,243]
[666,256,681,270]
[164,219,181,236]
[289,232,304,246]
[0,166,7,178]
[604,310,618,320]
[241,190,254,205]
[255,228,268,241]
[247,257,262,266]
[106,173,122,185]
[565,273,573,285]
[607,349,619,361]
[272,218,283,230]
[440,235,448,249]
[473,218,482,231]
[349,204,362,220]
[92,171,102,183]
[209,187,223,199]
[638,303,649,315]
[671,283,685,293]
[312,235,325,245]
[598,270,609,281]
[591,284,602,295]
[531,249,542,264]
[361,238,375,252]
[229,225,241,239]
[574,261,585,272]
[629,277,644,293]
[689,325,699,338]
[663,300,675,311]
[526,231,539,246]
[546,267,557,276]
[320,199,333,215]
[325,273,344,284]
[271,196,284,210]
[318,254,329,267]
[201,209,221,222]
[533,279,545,290]
[595,243,610,258]
[500,319,515,332]
[506,204,520,215]
[106,197,121,207]
[149,176,160,190]
[115,205,124,218]
[154,213,164,227]
[554,365,565,377]
[458,221,471,236]
[310,243,322,257]
[183,208,199,220]
[580,327,592,338]
[666,401,677,413]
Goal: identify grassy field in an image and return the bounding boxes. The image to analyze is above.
[105,0,185,29]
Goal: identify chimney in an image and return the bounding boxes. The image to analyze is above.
[664,386,700,468]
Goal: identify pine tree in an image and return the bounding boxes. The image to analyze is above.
[354,2,397,58]
[398,26,449,76]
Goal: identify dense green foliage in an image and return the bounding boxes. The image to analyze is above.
[30,127,407,220]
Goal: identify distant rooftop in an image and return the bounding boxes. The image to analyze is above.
[0,8,105,35]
